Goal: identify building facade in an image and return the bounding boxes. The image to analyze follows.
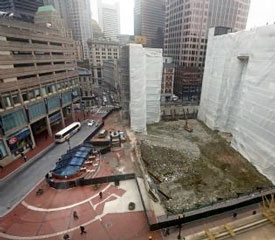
[98,0,120,41]
[0,8,80,166]
[134,0,165,48]
[118,46,130,122]
[103,60,119,92]
[0,0,43,22]
[164,0,251,101]
[77,67,95,107]
[88,39,120,88]
[43,0,93,60]
[161,57,175,102]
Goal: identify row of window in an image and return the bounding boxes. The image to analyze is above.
[5,37,70,48]
[94,48,118,52]
[0,78,78,109]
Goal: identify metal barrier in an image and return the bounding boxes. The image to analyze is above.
[45,173,136,189]
[81,173,135,186]
[135,177,151,227]
[99,146,111,154]
[149,188,275,231]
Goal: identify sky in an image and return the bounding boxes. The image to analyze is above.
[246,0,275,29]
[91,0,275,35]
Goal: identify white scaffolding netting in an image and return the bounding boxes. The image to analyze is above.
[129,44,162,133]
[199,27,275,183]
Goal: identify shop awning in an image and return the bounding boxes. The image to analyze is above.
[7,128,30,145]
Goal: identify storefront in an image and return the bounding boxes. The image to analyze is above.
[0,140,8,160]
[31,118,47,135]
[49,112,62,126]
[7,128,33,156]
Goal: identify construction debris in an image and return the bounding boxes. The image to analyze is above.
[139,120,271,214]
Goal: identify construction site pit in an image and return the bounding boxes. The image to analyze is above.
[139,120,272,214]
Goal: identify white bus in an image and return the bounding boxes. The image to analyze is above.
[55,122,81,143]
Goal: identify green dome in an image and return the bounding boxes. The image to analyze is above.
[37,5,56,12]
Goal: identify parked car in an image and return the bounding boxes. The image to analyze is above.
[87,120,95,127]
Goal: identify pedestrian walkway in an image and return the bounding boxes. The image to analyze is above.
[0,112,93,181]
[0,111,163,240]
[0,133,54,180]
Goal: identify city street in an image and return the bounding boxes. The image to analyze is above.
[0,123,98,217]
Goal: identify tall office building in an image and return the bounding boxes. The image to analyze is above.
[164,0,250,101]
[134,0,165,48]
[98,0,120,41]
[0,0,43,22]
[43,0,93,60]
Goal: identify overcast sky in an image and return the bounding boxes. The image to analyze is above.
[91,0,275,34]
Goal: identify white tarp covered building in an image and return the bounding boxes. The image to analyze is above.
[199,26,275,183]
[129,44,163,133]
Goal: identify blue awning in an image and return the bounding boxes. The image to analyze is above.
[8,128,30,141]
[52,143,93,176]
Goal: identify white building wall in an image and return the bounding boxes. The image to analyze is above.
[199,27,275,183]
[129,44,163,133]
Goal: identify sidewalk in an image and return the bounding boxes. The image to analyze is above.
[0,112,95,181]
[0,134,54,180]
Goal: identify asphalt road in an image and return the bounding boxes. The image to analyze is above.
[0,122,97,217]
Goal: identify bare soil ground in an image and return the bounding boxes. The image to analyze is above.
[139,120,272,214]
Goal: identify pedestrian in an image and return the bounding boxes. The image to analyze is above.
[29,143,33,150]
[23,155,27,162]
[80,225,87,234]
[233,212,237,218]
[20,152,24,158]
[63,233,70,240]
[73,210,79,220]
[99,191,103,199]
[164,228,170,236]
